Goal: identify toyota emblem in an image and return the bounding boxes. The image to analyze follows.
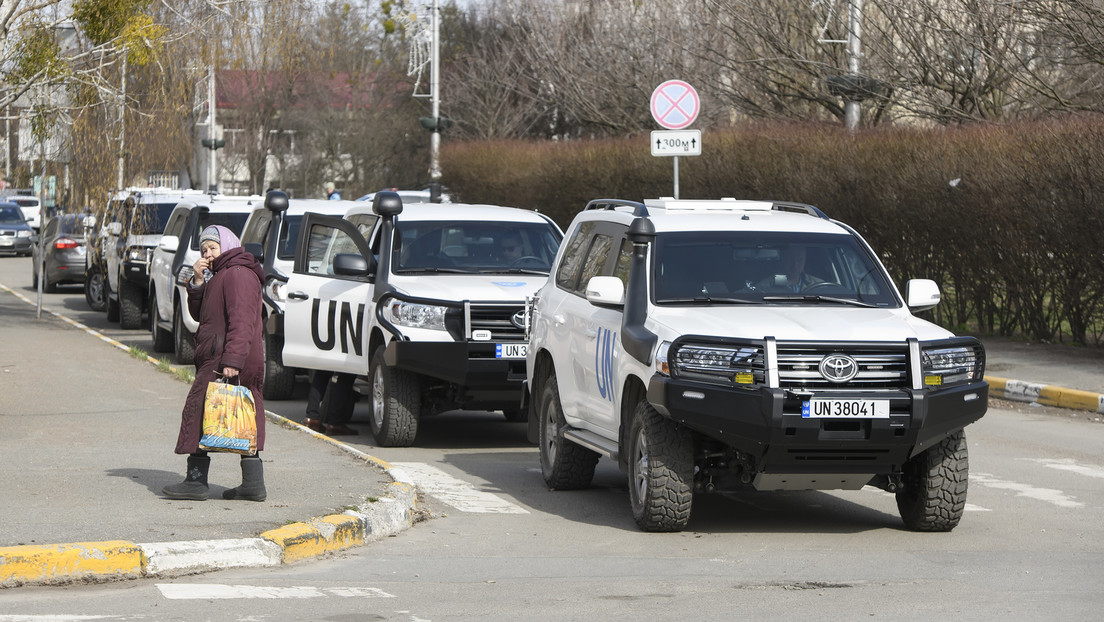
[819,354,859,383]
[511,310,527,330]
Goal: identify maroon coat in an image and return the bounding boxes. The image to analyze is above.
[174,247,267,454]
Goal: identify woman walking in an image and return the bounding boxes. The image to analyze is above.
[163,224,268,501]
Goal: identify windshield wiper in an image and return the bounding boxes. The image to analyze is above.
[761,295,877,308]
[395,267,476,274]
[659,296,757,305]
[479,267,549,275]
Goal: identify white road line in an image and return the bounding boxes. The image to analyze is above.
[0,617,120,621]
[971,472,1083,508]
[156,584,394,600]
[389,462,529,514]
[1025,458,1104,480]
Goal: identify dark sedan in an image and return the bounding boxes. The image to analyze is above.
[32,214,88,292]
[0,203,34,256]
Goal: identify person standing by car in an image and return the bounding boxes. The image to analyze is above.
[325,182,341,200]
[163,225,268,502]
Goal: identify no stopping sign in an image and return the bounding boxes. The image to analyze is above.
[650,80,700,130]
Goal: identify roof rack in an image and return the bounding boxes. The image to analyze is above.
[770,201,829,219]
[584,199,649,217]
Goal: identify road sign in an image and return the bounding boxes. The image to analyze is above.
[651,130,701,157]
[650,80,700,129]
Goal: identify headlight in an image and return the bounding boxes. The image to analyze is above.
[386,301,449,331]
[671,343,763,387]
[126,246,151,262]
[16,230,31,238]
[922,345,983,386]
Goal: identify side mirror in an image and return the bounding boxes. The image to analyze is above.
[373,190,403,217]
[906,279,941,312]
[585,276,626,307]
[108,222,123,236]
[157,235,180,252]
[265,189,289,213]
[333,252,372,277]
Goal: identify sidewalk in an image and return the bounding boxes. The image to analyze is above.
[2,282,1103,589]
[0,284,419,587]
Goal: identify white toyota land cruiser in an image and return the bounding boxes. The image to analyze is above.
[280,191,563,446]
[525,198,988,532]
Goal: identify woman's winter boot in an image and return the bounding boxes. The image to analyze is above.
[223,455,267,501]
[162,454,211,500]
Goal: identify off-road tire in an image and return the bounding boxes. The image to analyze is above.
[119,279,143,329]
[149,292,173,353]
[628,400,694,532]
[369,347,420,447]
[262,330,296,400]
[896,429,969,532]
[538,373,599,490]
[84,267,106,312]
[173,303,195,365]
[105,281,120,322]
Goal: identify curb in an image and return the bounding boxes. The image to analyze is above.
[0,283,422,588]
[985,375,1104,414]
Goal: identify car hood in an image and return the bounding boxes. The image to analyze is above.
[128,234,162,247]
[0,221,32,231]
[392,273,548,302]
[647,305,955,343]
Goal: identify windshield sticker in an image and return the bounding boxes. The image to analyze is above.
[492,281,527,287]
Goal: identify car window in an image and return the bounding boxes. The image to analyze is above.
[279,215,303,260]
[131,202,177,235]
[0,206,24,223]
[613,237,633,287]
[555,221,596,290]
[164,210,187,238]
[44,218,58,237]
[346,213,379,239]
[191,212,250,250]
[577,234,614,294]
[302,220,363,277]
[241,210,271,245]
[59,216,83,235]
[653,231,898,306]
[392,219,561,273]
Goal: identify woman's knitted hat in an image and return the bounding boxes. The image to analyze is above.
[199,225,242,251]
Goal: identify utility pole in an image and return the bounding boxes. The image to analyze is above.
[844,0,863,130]
[116,55,127,191]
[428,0,441,188]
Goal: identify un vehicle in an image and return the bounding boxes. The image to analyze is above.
[526,198,988,532]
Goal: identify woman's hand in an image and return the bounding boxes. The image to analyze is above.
[222,366,240,379]
[192,257,211,285]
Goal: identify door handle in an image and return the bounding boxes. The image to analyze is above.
[287,292,309,301]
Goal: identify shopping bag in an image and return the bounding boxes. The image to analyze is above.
[198,378,257,455]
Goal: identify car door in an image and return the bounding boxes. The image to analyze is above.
[282,213,376,375]
[151,207,188,323]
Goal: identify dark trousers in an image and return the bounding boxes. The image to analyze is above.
[306,370,357,425]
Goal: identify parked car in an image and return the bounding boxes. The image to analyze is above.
[102,187,208,329]
[149,194,261,362]
[239,192,362,399]
[31,214,88,292]
[0,203,34,256]
[3,194,42,230]
[279,191,563,446]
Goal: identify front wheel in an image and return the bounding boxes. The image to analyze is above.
[627,400,694,532]
[369,347,420,447]
[84,267,106,312]
[262,329,296,400]
[149,293,173,353]
[119,279,143,329]
[538,373,598,490]
[173,303,195,365]
[896,429,969,532]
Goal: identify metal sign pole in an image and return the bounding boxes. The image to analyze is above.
[673,156,679,200]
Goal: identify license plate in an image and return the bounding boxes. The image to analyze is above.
[802,398,889,418]
[496,343,527,359]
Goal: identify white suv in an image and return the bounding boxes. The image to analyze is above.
[526,198,988,532]
[148,194,262,363]
[280,191,562,446]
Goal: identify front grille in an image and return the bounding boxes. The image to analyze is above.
[778,345,908,389]
[469,304,526,341]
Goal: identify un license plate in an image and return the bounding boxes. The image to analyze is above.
[496,343,527,359]
[802,399,889,418]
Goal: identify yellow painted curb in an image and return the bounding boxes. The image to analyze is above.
[261,515,365,564]
[1038,385,1103,411]
[0,541,144,585]
[984,376,1007,394]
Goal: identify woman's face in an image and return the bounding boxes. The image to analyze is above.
[201,240,222,261]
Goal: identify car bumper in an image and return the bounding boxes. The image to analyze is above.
[0,237,33,253]
[385,341,527,390]
[122,260,150,286]
[647,375,988,472]
[47,256,87,283]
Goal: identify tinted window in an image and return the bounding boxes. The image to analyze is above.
[301,221,363,277]
[0,205,24,223]
[653,231,898,306]
[241,210,271,245]
[392,219,562,274]
[191,212,250,250]
[278,215,304,260]
[577,234,613,293]
[555,221,596,290]
[131,202,177,235]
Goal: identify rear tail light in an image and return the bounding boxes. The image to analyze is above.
[54,237,79,250]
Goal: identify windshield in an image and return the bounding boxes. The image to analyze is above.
[394,220,562,274]
[653,231,898,306]
[131,202,178,235]
[191,212,250,250]
[0,205,26,224]
[58,215,85,235]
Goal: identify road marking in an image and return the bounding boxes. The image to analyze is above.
[389,462,529,514]
[0,617,121,621]
[156,584,394,599]
[972,472,1083,508]
[1025,458,1104,480]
